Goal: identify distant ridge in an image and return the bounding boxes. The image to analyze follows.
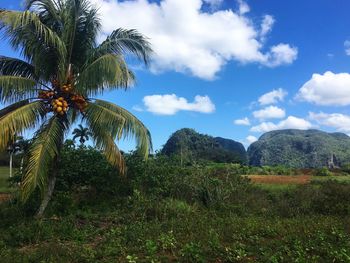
[248,129,350,168]
[162,128,247,164]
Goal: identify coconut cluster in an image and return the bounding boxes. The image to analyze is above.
[62,83,73,93]
[52,97,68,115]
[71,94,88,112]
[37,78,88,116]
[38,91,55,99]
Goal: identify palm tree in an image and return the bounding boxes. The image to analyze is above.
[72,124,92,145]
[7,135,24,177]
[0,0,152,217]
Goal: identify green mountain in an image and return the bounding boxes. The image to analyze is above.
[247,129,350,168]
[162,128,247,164]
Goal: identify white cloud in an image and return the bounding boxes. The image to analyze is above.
[260,15,274,42]
[258,88,287,105]
[264,44,298,67]
[234,117,250,126]
[344,40,350,55]
[237,0,250,15]
[90,0,298,80]
[296,71,350,106]
[250,116,313,132]
[246,135,258,144]
[253,106,285,120]
[143,94,215,115]
[309,112,350,132]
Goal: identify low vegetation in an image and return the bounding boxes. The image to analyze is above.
[0,146,349,262]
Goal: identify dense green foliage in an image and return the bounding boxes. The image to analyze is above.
[162,128,247,164]
[248,129,350,168]
[0,147,349,262]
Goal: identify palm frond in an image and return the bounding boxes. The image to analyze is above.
[76,54,134,96]
[0,75,37,102]
[21,116,66,202]
[0,56,36,79]
[24,0,61,23]
[85,114,126,174]
[0,100,45,151]
[0,10,66,56]
[97,28,153,65]
[0,10,66,80]
[85,99,152,159]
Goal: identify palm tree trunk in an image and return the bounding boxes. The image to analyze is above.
[35,154,60,219]
[35,170,57,218]
[9,153,13,178]
[20,158,24,174]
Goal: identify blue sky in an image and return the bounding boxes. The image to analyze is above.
[2,0,350,151]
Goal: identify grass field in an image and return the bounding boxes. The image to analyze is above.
[247,174,350,191]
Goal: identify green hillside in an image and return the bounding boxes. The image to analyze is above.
[162,128,247,164]
[248,129,350,168]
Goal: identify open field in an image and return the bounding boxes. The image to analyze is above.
[246,174,350,191]
[247,174,311,185]
[0,153,350,262]
[247,174,350,185]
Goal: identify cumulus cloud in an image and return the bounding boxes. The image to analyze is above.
[296,71,350,106]
[250,116,313,132]
[345,40,350,55]
[253,106,285,120]
[234,117,250,126]
[263,44,298,67]
[260,15,274,42]
[143,94,215,115]
[309,112,350,132]
[89,0,298,80]
[246,135,258,144]
[258,88,287,105]
[237,0,250,15]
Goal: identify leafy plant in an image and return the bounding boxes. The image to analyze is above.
[314,167,332,177]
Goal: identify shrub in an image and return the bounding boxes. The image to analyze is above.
[314,167,332,176]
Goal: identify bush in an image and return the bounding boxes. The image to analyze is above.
[314,167,332,176]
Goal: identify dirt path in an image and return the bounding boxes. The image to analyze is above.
[247,175,312,185]
[0,193,12,203]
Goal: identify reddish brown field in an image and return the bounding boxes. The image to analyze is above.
[247,175,311,185]
[0,193,12,203]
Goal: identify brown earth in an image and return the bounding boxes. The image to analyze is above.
[0,193,12,202]
[247,175,312,185]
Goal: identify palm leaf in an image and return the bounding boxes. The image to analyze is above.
[85,114,126,174]
[76,54,134,96]
[21,116,66,202]
[85,99,152,159]
[0,100,45,151]
[97,28,152,65]
[0,10,67,80]
[0,10,66,56]
[0,56,36,79]
[0,75,37,102]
